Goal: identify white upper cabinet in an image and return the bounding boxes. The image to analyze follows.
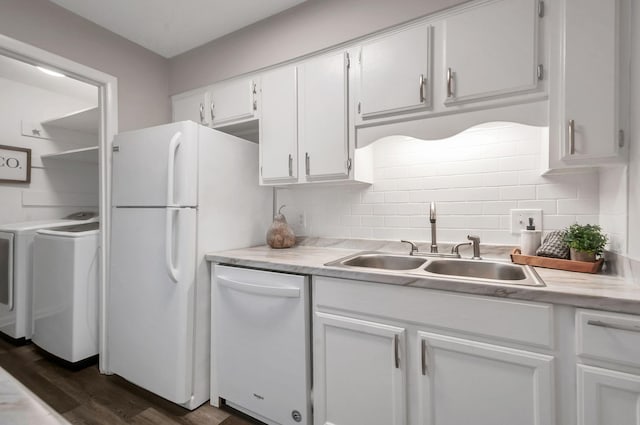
[172,89,211,125]
[209,77,257,127]
[443,0,540,105]
[547,0,629,170]
[357,22,431,121]
[298,52,350,181]
[259,66,298,183]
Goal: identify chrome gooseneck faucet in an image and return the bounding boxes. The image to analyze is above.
[429,201,438,253]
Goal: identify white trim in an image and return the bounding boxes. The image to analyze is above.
[0,34,118,374]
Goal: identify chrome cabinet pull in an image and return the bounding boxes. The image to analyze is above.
[419,74,426,103]
[210,102,215,122]
[305,152,310,176]
[199,103,205,123]
[446,68,454,98]
[421,339,428,375]
[288,154,293,177]
[568,119,575,155]
[394,334,400,369]
[587,319,640,333]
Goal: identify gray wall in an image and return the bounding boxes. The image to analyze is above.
[169,0,468,94]
[629,0,640,260]
[0,0,170,131]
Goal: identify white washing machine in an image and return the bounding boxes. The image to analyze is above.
[32,222,100,363]
[0,212,97,342]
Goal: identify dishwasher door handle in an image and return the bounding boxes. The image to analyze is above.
[217,276,300,298]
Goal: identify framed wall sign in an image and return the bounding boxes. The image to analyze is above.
[0,145,31,183]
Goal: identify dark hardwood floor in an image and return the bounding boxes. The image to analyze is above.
[0,338,257,425]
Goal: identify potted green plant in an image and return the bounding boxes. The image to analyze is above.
[564,224,608,262]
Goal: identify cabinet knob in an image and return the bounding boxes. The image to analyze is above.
[305,153,310,176]
[210,102,215,122]
[419,74,426,103]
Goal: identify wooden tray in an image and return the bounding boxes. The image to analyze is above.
[510,248,604,274]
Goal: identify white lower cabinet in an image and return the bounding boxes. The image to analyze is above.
[313,277,556,425]
[576,309,640,425]
[578,365,640,425]
[418,331,554,425]
[314,312,406,425]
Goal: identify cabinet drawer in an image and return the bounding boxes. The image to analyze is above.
[576,309,640,368]
[314,276,553,349]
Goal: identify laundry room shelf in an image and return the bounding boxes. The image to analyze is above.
[41,146,98,163]
[41,107,99,135]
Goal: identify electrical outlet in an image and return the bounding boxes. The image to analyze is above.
[510,209,543,235]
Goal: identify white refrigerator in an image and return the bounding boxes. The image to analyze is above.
[108,121,271,410]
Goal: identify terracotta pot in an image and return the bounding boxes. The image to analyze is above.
[570,248,596,262]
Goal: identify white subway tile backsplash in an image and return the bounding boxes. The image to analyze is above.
[385,191,412,203]
[361,191,385,204]
[351,204,373,215]
[499,155,538,171]
[482,201,518,215]
[537,184,577,200]
[282,123,606,245]
[373,204,398,216]
[361,215,385,227]
[557,199,599,215]
[500,186,536,200]
[438,202,484,215]
[517,200,558,214]
[385,216,410,227]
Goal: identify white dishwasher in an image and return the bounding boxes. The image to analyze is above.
[212,265,311,425]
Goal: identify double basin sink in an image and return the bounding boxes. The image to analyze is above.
[325,252,544,287]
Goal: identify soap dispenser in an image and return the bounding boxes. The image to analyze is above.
[520,217,542,256]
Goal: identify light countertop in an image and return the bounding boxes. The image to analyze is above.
[206,238,640,315]
[0,367,70,425]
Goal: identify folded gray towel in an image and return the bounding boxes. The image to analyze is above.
[536,230,570,259]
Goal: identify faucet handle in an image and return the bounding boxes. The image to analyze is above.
[451,241,472,256]
[467,235,482,260]
[400,240,419,255]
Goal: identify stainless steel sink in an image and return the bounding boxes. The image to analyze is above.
[335,253,427,271]
[325,251,545,286]
[424,259,526,281]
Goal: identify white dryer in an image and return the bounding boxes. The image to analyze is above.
[32,221,100,363]
[0,212,97,341]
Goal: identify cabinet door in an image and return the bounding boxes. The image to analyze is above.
[418,332,554,425]
[359,22,431,120]
[172,89,211,125]
[298,52,349,181]
[210,78,257,126]
[260,66,298,183]
[314,312,406,425]
[443,0,538,105]
[578,365,640,425]
[562,0,620,161]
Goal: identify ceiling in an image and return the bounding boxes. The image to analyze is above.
[0,55,97,104]
[49,0,308,58]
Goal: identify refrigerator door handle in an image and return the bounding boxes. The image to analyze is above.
[165,208,180,283]
[166,131,183,207]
